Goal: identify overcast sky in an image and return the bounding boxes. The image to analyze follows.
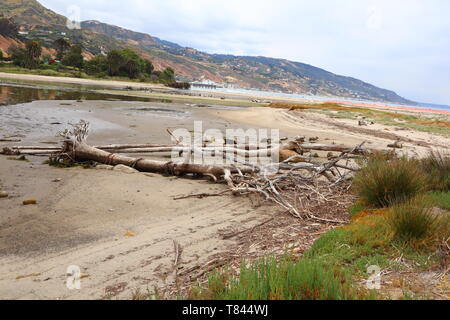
[40,0,450,105]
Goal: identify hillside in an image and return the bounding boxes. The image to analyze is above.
[0,0,66,28]
[0,0,414,104]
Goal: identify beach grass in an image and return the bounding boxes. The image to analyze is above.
[268,102,450,135]
[189,255,370,300]
[190,205,445,300]
[419,151,450,191]
[425,191,450,210]
[190,152,449,300]
[352,156,427,208]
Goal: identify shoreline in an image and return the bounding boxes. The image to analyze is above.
[1,71,448,115]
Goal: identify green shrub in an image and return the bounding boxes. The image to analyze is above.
[190,256,362,300]
[73,71,88,78]
[388,199,439,243]
[95,72,107,78]
[62,45,84,69]
[353,157,426,208]
[420,151,450,191]
[84,54,108,75]
[10,40,42,69]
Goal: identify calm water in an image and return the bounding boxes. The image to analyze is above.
[0,84,172,106]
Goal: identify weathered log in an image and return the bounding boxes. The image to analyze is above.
[4,143,274,154]
[4,144,177,151]
[284,141,373,154]
[387,141,403,149]
[9,149,60,155]
[0,139,21,142]
[1,148,60,155]
[3,146,60,150]
[63,142,258,177]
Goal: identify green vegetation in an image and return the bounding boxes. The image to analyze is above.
[10,40,42,69]
[419,151,450,191]
[84,54,108,76]
[306,208,447,274]
[61,44,84,69]
[83,48,175,84]
[0,64,79,77]
[425,191,450,210]
[388,199,440,243]
[268,102,450,136]
[151,67,175,84]
[3,35,185,87]
[191,152,449,300]
[54,37,71,60]
[190,257,365,300]
[353,156,426,208]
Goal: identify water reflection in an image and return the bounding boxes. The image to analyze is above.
[0,84,172,105]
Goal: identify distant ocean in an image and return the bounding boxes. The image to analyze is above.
[192,87,450,113]
[418,102,450,112]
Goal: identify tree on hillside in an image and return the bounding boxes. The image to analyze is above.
[84,54,108,76]
[62,44,84,69]
[124,58,140,79]
[144,59,154,75]
[0,50,4,61]
[85,48,158,80]
[118,49,142,78]
[11,40,42,69]
[54,38,71,60]
[158,67,175,83]
[27,40,42,60]
[106,50,126,76]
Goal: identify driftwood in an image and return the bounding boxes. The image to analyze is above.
[57,141,257,177]
[2,141,374,157]
[283,141,372,155]
[3,121,365,223]
[1,142,276,156]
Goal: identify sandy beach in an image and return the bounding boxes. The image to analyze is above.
[0,78,449,299]
[0,72,167,91]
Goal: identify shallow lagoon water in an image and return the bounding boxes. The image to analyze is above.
[0,83,171,106]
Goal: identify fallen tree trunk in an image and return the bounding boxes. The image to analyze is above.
[61,141,258,177]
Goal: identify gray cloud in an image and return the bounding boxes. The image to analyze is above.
[40,0,450,104]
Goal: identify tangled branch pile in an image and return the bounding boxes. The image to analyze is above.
[3,121,369,221]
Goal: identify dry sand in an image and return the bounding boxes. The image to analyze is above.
[0,88,448,299]
[0,72,167,91]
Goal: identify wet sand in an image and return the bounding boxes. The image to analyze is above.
[0,99,278,299]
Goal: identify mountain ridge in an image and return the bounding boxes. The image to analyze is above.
[0,0,415,105]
